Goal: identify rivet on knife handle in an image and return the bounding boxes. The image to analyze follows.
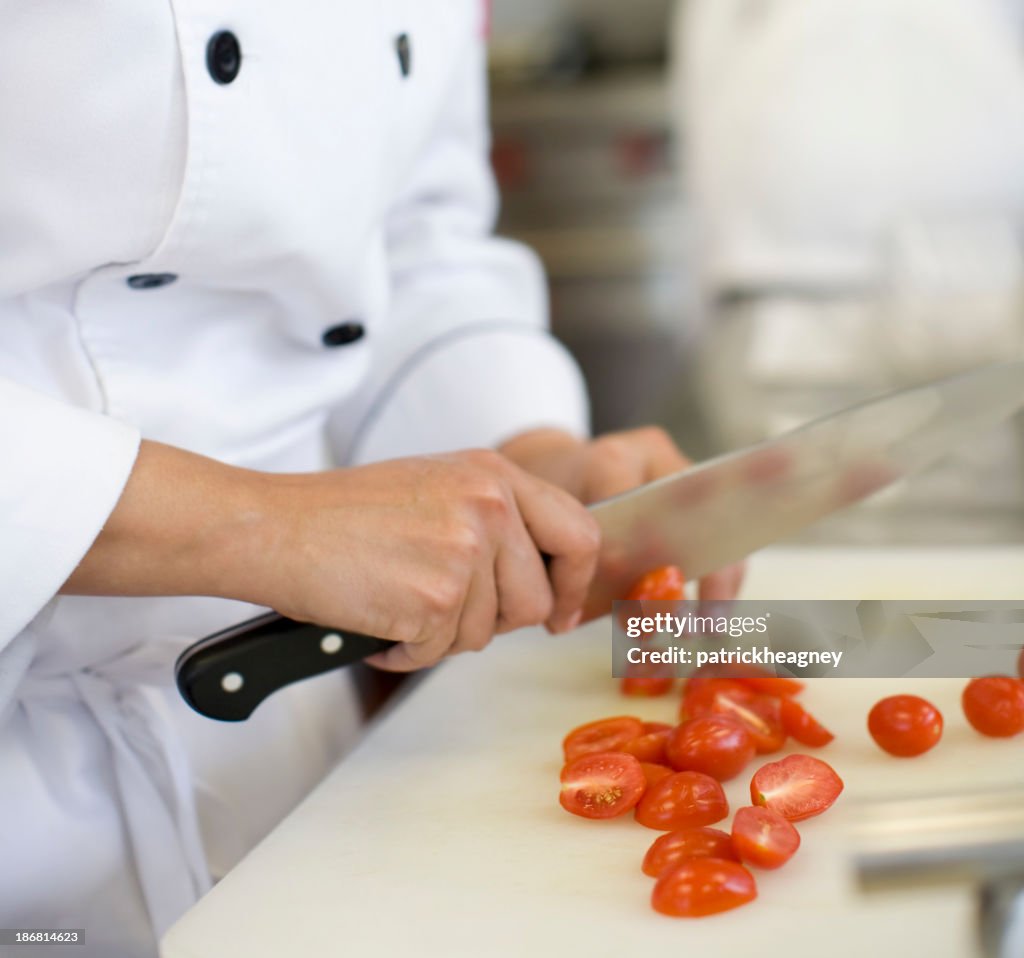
[175,612,396,721]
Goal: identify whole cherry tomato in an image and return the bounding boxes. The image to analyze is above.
[665,716,755,781]
[731,805,801,870]
[867,695,943,757]
[962,677,1024,738]
[780,698,834,748]
[626,565,687,601]
[750,754,844,822]
[559,752,646,820]
[651,859,757,917]
[642,827,738,878]
[563,716,644,763]
[635,771,729,831]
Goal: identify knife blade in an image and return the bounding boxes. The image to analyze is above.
[177,359,1024,720]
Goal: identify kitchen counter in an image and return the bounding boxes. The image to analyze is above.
[162,547,1024,958]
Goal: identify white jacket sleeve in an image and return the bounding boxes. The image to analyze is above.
[0,377,140,643]
[330,20,589,466]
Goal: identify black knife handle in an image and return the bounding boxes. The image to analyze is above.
[175,612,396,721]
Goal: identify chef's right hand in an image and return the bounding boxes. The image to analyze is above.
[61,442,601,671]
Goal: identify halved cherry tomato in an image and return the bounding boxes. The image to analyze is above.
[685,683,786,754]
[621,728,672,764]
[651,858,757,917]
[750,754,844,822]
[643,721,673,734]
[626,565,687,601]
[563,716,644,762]
[665,716,755,781]
[867,695,943,757]
[635,771,729,831]
[731,805,800,869]
[642,827,738,877]
[734,676,805,697]
[780,698,835,748]
[621,676,675,697]
[962,676,1024,738]
[640,762,674,788]
[559,752,646,820]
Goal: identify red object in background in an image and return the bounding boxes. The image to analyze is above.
[731,806,801,870]
[780,699,835,748]
[559,752,646,820]
[563,716,644,763]
[750,755,844,823]
[962,677,1024,738]
[651,859,757,918]
[642,827,738,878]
[490,137,529,191]
[634,771,729,831]
[867,695,943,757]
[479,0,492,40]
[665,716,755,782]
[625,565,686,602]
[615,131,668,179]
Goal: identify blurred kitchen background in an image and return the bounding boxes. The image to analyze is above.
[487,0,1024,546]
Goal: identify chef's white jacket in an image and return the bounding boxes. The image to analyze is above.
[0,3,588,955]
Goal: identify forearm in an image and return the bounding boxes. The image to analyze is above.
[60,439,273,603]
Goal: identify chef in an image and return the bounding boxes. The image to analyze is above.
[0,3,741,956]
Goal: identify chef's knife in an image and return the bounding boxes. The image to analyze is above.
[176,359,1024,721]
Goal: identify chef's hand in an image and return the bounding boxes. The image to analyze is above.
[499,427,745,601]
[61,441,600,671]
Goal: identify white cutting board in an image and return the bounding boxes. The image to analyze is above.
[162,547,1024,958]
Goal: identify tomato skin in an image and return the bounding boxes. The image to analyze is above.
[962,677,1024,738]
[734,676,805,697]
[686,685,786,754]
[621,729,672,765]
[563,716,645,762]
[643,721,673,734]
[626,565,687,601]
[731,805,801,870]
[642,827,738,877]
[651,858,757,917]
[867,695,943,757]
[665,716,755,781]
[621,676,675,697]
[781,698,835,748]
[640,762,674,788]
[559,752,646,820]
[750,754,844,822]
[635,771,729,831]
[680,678,753,720]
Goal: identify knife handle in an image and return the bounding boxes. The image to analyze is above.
[175,612,396,721]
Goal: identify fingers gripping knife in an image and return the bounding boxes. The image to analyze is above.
[176,360,1024,721]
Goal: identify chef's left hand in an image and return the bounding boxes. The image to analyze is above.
[499,427,745,601]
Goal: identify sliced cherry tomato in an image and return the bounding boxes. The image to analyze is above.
[734,676,805,697]
[651,859,757,917]
[635,771,729,831]
[563,716,645,762]
[626,565,687,601]
[621,676,675,697]
[867,695,943,757]
[621,728,672,764]
[642,827,738,877]
[962,676,1024,738]
[559,752,646,820]
[750,754,844,822]
[780,698,835,748]
[731,805,801,869]
[643,721,674,734]
[640,762,674,788]
[665,716,755,781]
[686,684,786,754]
